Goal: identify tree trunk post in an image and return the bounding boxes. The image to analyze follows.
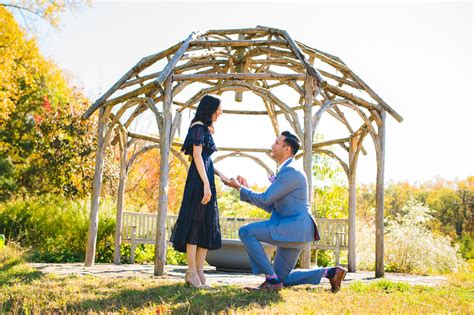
[154,75,173,276]
[375,110,386,278]
[301,75,315,268]
[348,135,357,272]
[85,107,107,267]
[114,128,128,265]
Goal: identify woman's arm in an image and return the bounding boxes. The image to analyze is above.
[192,144,212,205]
[214,167,230,184]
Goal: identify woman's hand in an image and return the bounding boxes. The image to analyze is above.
[220,174,230,184]
[214,167,230,184]
[201,182,212,205]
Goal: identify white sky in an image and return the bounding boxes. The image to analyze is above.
[32,0,473,186]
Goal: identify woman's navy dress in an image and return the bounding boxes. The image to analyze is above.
[170,124,222,253]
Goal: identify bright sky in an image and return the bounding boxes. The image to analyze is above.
[32,0,473,186]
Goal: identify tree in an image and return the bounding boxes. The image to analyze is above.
[356,177,474,259]
[124,140,188,214]
[0,6,112,201]
[312,151,348,219]
[0,0,91,30]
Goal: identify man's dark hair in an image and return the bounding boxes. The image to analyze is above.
[281,131,301,155]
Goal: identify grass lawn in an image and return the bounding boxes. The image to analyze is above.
[1,245,473,314]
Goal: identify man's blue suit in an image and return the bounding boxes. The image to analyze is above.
[239,158,327,287]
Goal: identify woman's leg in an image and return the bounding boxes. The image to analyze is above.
[196,247,209,286]
[185,243,201,287]
[186,243,198,271]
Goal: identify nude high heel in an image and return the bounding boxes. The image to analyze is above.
[197,268,211,289]
[184,270,203,288]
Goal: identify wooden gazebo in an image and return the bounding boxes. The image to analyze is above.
[82,26,402,278]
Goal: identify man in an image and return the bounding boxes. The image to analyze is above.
[226,131,347,292]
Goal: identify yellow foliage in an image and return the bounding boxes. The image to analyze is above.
[0,7,107,199]
[0,6,78,122]
[124,142,187,214]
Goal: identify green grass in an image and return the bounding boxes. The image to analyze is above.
[1,245,473,314]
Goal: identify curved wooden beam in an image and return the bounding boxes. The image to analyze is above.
[311,99,379,156]
[82,41,183,119]
[214,152,275,176]
[256,26,326,85]
[153,31,204,88]
[337,101,379,153]
[127,144,189,171]
[177,80,304,140]
[205,27,271,36]
[295,149,349,177]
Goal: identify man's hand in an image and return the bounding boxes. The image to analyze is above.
[226,178,241,190]
[236,175,249,188]
[220,174,230,185]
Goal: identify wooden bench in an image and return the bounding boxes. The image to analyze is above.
[311,218,349,266]
[121,212,348,266]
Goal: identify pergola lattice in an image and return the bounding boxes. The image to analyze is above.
[82,26,402,278]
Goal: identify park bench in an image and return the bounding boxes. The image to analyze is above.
[121,211,348,269]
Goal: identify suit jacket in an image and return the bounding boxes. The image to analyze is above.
[240,158,320,243]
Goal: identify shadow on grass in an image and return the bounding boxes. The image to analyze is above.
[67,283,282,313]
[0,258,23,273]
[0,250,44,286]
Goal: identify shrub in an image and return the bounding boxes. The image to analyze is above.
[356,200,466,274]
[459,233,474,259]
[166,247,187,265]
[0,195,191,265]
[218,187,270,219]
[314,249,334,267]
[355,222,377,271]
[0,195,116,263]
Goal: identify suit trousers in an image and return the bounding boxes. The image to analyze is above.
[239,220,326,287]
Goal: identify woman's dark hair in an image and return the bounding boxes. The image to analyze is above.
[281,131,301,155]
[190,95,221,127]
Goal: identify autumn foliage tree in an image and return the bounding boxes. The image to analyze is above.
[123,140,187,214]
[0,6,110,201]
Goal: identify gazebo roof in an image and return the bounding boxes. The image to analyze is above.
[82,26,402,125]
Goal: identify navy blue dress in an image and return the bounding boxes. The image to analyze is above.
[170,124,222,253]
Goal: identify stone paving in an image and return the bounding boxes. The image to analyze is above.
[30,263,447,288]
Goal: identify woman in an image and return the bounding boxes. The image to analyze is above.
[170,95,229,288]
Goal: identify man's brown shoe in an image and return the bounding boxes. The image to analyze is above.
[245,280,283,291]
[244,280,267,291]
[329,266,347,293]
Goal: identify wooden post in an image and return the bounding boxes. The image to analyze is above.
[85,107,106,267]
[114,129,128,265]
[235,34,245,102]
[348,136,357,272]
[301,75,315,268]
[154,75,173,276]
[375,110,386,278]
[303,76,315,206]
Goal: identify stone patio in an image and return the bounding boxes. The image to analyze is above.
[29,263,447,288]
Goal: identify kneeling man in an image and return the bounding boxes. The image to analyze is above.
[226,131,347,292]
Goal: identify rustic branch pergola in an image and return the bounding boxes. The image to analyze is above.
[82,26,402,278]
